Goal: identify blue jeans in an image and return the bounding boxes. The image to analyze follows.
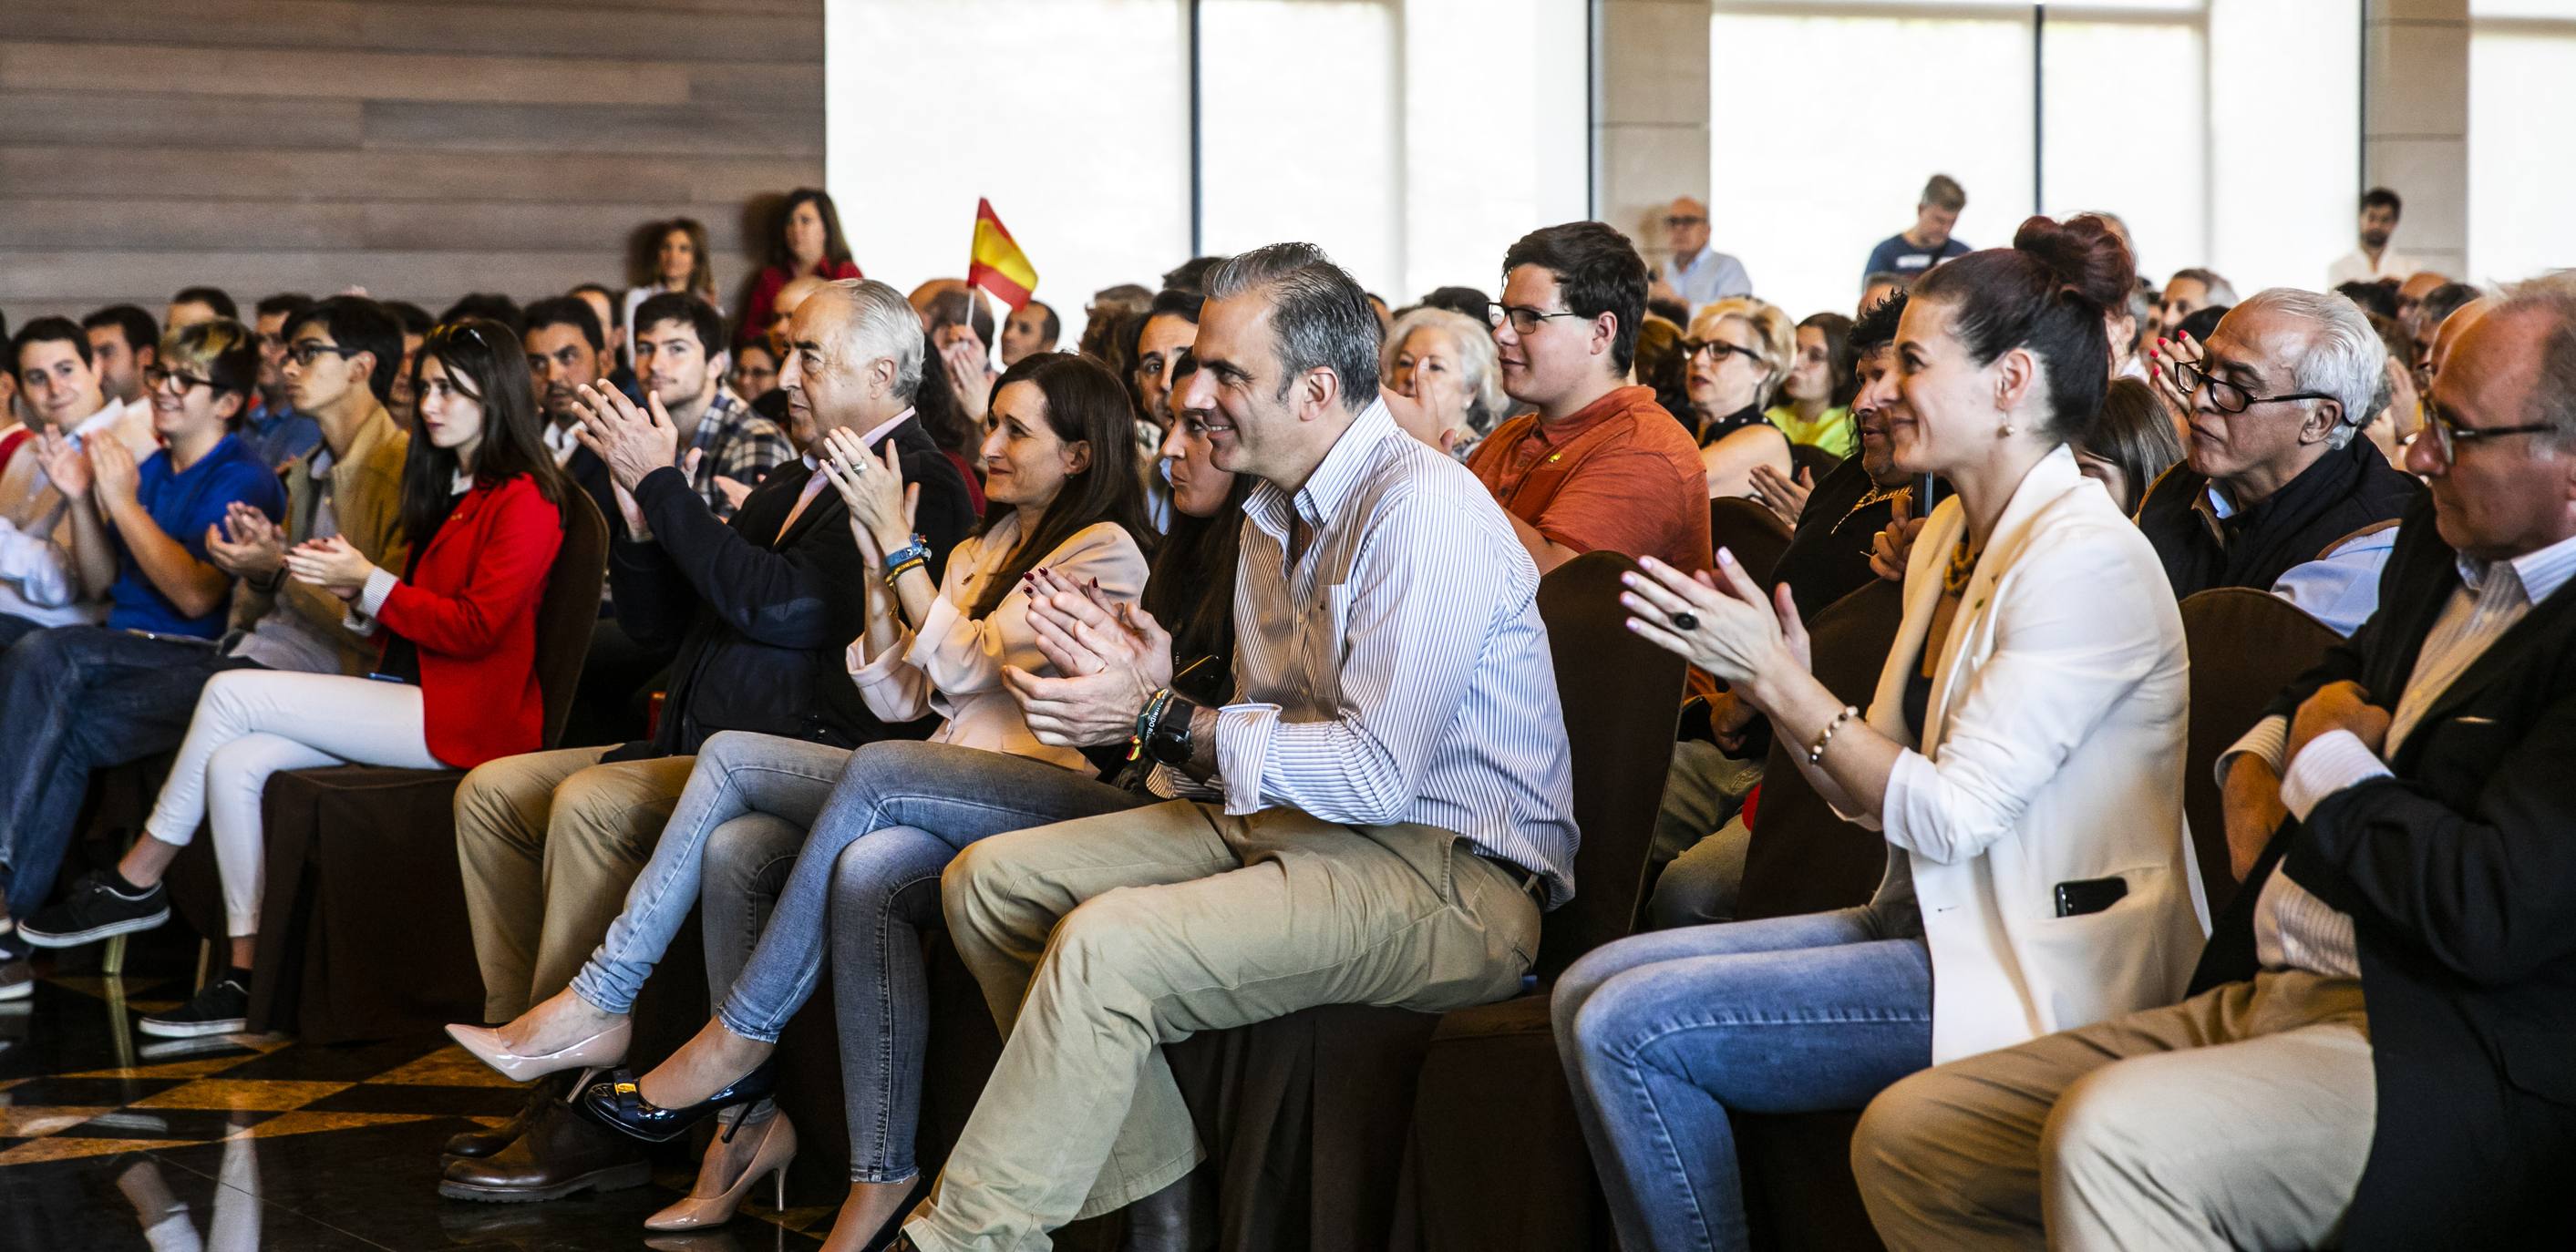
[1553,905,1934,1252]
[0,625,260,918]
[569,730,847,1015]
[716,739,1143,1183]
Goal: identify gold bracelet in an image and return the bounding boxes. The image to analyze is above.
[1807,705,1860,765]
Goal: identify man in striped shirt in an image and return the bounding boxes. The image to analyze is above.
[898,244,1579,1252]
[1850,274,2576,1248]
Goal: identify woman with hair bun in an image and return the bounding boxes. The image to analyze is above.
[1551,215,2205,1252]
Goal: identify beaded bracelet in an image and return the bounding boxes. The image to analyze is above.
[1807,705,1860,765]
[1128,688,1175,762]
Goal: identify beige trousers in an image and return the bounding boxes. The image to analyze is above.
[1853,970,2374,1251]
[451,745,697,1021]
[906,799,1541,1252]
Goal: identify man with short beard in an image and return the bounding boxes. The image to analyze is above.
[79,305,158,405]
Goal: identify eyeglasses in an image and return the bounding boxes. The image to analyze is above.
[1664,215,1707,229]
[1488,303,1585,336]
[141,364,215,394]
[2166,357,2336,416]
[2421,405,2558,465]
[287,341,361,367]
[1684,339,1763,366]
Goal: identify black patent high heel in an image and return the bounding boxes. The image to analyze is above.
[573,1060,780,1144]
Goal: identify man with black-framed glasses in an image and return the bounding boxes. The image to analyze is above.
[2135,289,2420,635]
[1465,221,1711,577]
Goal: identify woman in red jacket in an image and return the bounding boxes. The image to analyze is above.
[53,318,570,1039]
[737,188,862,345]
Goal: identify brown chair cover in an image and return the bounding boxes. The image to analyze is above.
[1789,441,1843,487]
[1710,495,1794,582]
[238,493,608,1041]
[1733,578,1907,921]
[2177,587,2340,915]
[1388,551,1692,1250]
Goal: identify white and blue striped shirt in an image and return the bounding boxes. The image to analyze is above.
[1154,399,1581,908]
[2227,528,2576,977]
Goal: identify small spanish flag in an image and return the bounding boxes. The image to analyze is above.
[967,198,1038,312]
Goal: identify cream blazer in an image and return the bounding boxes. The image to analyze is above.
[1833,445,2207,1063]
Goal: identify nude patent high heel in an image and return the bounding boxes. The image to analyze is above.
[642,1110,798,1232]
[446,1017,632,1083]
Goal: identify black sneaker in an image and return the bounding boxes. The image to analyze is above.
[139,977,249,1038]
[17,871,170,948]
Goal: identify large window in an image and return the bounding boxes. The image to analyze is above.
[2469,2,2576,284]
[1198,0,1588,300]
[829,0,1587,327]
[1706,0,2358,320]
[825,1,1193,328]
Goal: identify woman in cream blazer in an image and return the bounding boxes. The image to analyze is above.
[1552,218,2204,1252]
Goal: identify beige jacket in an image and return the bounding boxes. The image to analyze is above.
[228,406,411,675]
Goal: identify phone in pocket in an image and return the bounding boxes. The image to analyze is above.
[2054,876,2129,918]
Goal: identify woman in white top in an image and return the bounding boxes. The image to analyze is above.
[1551,216,2206,1252]
[445,353,1150,1234]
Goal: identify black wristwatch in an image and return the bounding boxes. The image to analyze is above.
[1143,691,1201,767]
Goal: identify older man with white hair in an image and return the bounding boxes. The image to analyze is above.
[2135,288,2423,633]
[437,279,975,1203]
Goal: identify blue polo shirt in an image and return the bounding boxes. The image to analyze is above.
[108,434,287,638]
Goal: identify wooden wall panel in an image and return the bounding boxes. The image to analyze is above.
[0,0,823,335]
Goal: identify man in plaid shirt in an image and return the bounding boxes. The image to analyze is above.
[635,292,794,519]
[562,293,796,744]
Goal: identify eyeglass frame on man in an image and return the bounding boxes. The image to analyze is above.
[1664,214,1707,229]
[286,340,362,368]
[2165,355,2337,416]
[1487,302,1588,337]
[2419,400,2560,465]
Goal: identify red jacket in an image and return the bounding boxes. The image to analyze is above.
[373,474,564,769]
[740,259,865,345]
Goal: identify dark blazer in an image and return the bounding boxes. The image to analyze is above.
[609,414,975,755]
[2191,492,2576,1248]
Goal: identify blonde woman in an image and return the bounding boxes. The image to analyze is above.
[1683,297,1795,498]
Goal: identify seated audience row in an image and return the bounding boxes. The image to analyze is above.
[0,194,2561,1252]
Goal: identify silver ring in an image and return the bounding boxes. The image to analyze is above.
[1672,611,1700,631]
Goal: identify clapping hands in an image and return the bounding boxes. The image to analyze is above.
[1002,568,1175,748]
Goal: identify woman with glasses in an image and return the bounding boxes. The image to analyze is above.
[1556,216,2207,1252]
[1682,297,1797,498]
[25,318,572,1041]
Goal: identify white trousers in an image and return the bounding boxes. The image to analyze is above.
[145,670,443,937]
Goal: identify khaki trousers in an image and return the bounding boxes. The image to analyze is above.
[451,745,697,1021]
[907,799,1540,1252]
[1853,970,2374,1252]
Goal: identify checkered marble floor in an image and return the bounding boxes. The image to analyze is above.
[0,945,829,1250]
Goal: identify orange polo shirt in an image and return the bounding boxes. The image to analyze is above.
[1468,385,1713,574]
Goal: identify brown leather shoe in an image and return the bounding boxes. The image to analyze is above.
[443,1072,572,1160]
[438,1098,649,1202]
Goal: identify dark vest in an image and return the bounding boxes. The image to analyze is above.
[2135,437,2420,600]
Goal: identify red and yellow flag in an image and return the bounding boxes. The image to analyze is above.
[967,198,1038,311]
